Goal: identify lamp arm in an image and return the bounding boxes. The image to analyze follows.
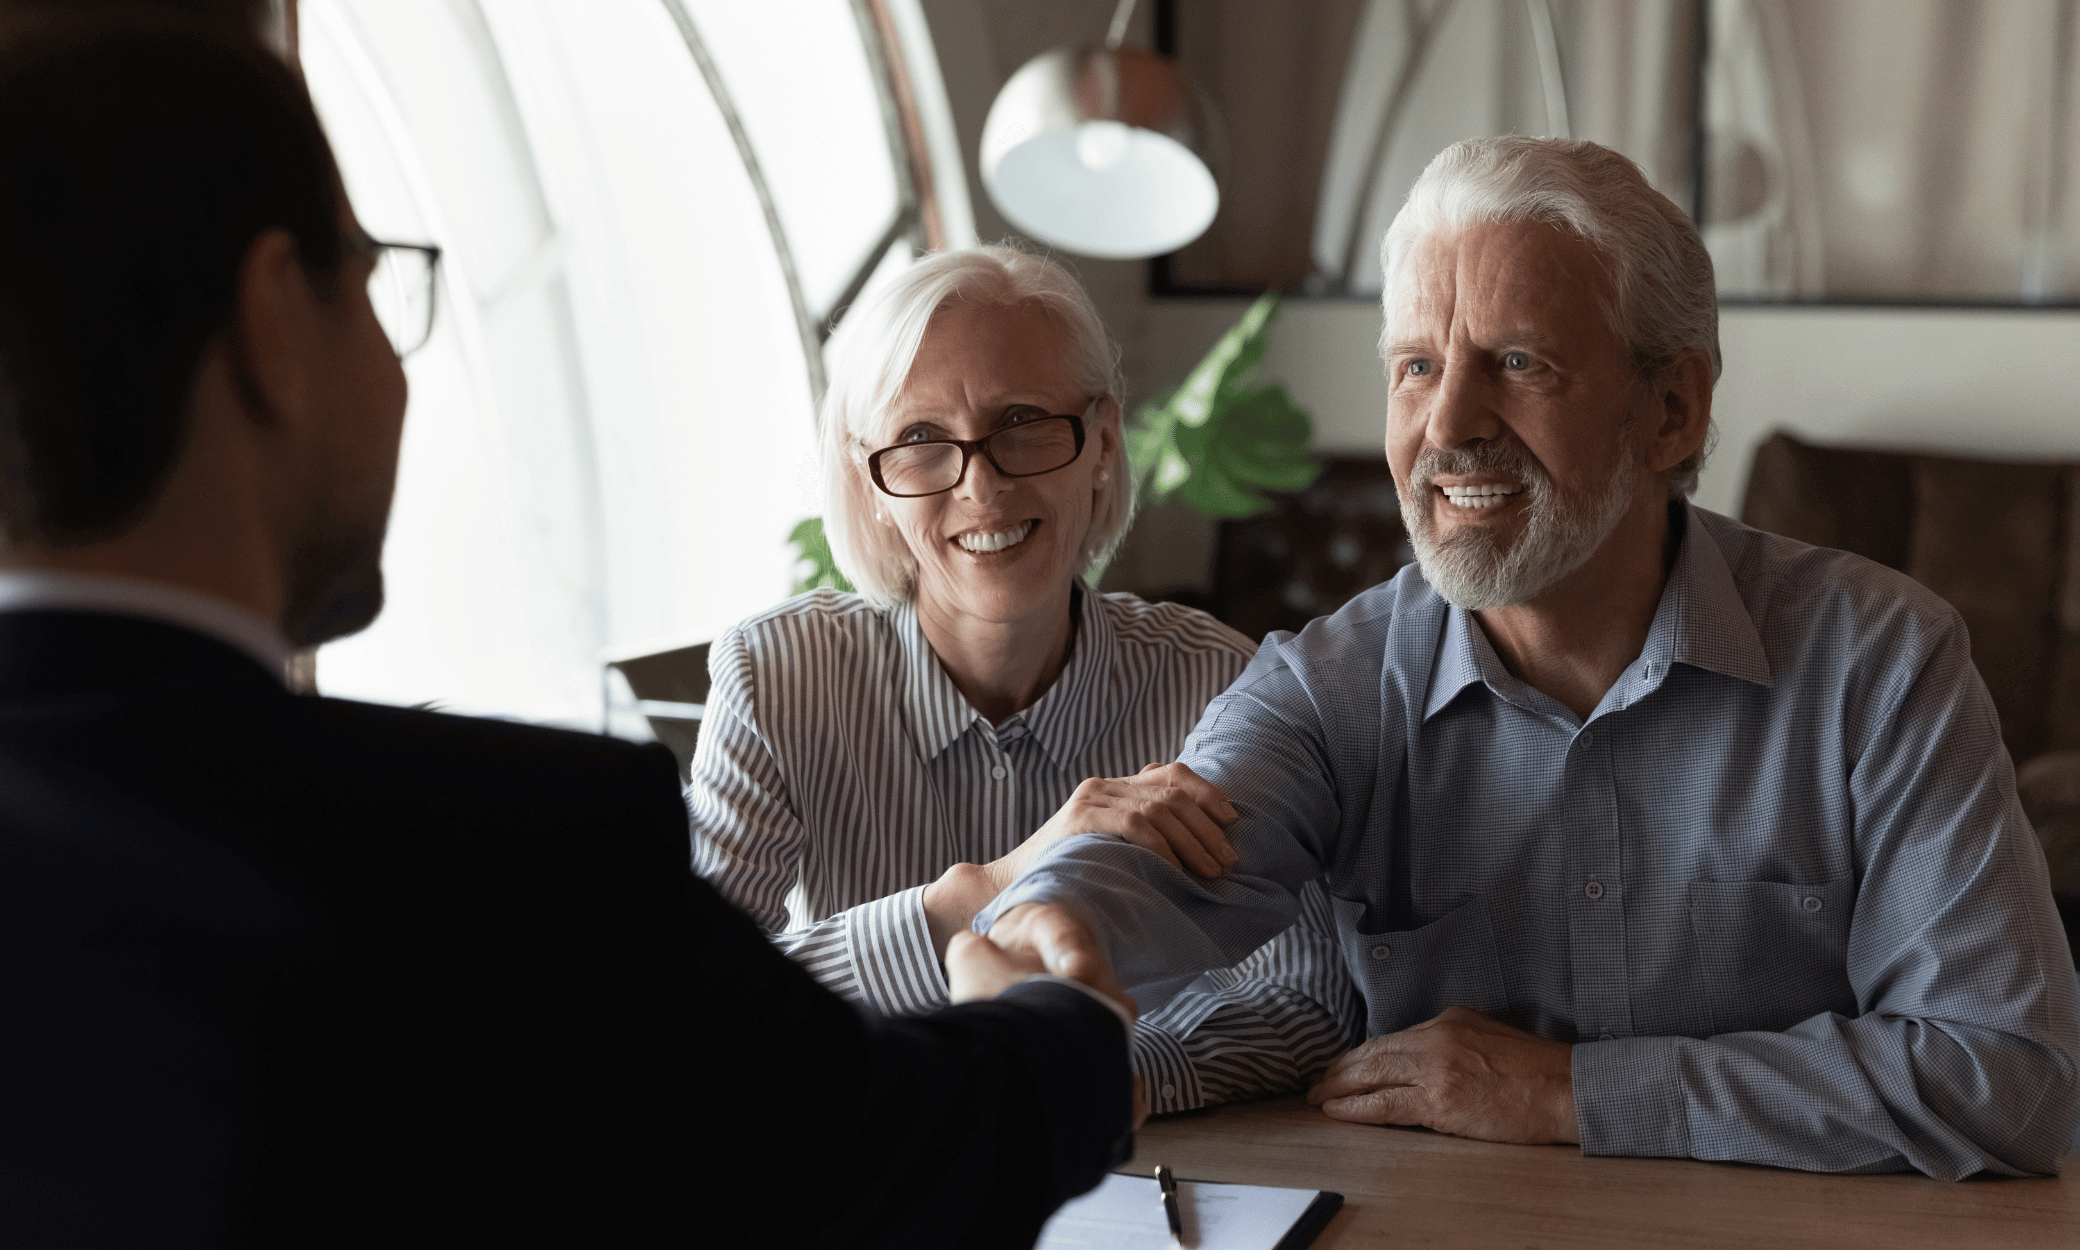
[1105,0,1136,51]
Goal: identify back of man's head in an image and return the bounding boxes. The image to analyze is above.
[0,12,340,547]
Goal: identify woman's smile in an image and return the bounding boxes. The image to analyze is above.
[953,520,1037,555]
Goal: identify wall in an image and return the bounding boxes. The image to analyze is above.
[919,0,2080,598]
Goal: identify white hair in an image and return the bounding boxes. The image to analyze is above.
[819,244,1133,608]
[1380,136,1720,497]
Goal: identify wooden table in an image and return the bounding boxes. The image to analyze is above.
[1120,1097,2078,1248]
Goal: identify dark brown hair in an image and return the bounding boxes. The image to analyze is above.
[0,12,342,544]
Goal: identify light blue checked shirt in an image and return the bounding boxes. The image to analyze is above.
[983,504,2080,1178]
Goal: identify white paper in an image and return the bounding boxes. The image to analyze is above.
[1035,1172,1322,1250]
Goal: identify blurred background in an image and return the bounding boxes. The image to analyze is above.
[292,0,2080,740]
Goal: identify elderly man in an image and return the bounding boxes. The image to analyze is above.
[984,135,2080,1178]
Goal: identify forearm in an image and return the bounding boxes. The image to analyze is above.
[981,836,1316,1010]
[1134,885,1364,1113]
[762,886,957,1016]
[1574,1012,2080,1178]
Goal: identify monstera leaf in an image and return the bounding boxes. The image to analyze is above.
[1127,294,1320,520]
[787,516,854,595]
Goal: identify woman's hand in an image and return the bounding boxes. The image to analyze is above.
[920,762,1239,958]
[987,762,1239,892]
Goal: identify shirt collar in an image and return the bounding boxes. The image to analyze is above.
[1650,503,1774,689]
[1020,584,1114,773]
[895,599,977,762]
[1421,502,1772,723]
[895,583,1111,767]
[0,570,294,684]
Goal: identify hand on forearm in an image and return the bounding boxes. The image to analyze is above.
[1305,1006,1578,1145]
[1011,763,1241,881]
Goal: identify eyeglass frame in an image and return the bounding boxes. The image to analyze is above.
[350,231,443,358]
[865,400,1095,499]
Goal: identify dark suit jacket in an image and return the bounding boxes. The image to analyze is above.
[0,611,1129,1248]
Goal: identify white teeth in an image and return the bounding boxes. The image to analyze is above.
[1439,483,1523,509]
[956,522,1033,553]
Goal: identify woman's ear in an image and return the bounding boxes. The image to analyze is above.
[1092,395,1122,476]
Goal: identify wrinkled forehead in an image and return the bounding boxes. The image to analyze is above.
[1385,219,1619,339]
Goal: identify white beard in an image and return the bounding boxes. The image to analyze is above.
[1398,438,1639,611]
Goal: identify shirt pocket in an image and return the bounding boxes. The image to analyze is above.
[1332,894,1510,1037]
[1686,877,1857,1036]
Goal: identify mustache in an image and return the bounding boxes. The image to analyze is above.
[1408,441,1550,490]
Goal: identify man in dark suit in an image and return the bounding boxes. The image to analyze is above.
[0,17,1133,1248]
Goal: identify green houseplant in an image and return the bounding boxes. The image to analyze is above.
[1124,293,1319,520]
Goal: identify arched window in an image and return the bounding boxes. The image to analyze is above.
[302,0,968,726]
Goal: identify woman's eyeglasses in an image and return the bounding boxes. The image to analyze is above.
[359,236,443,358]
[867,403,1092,498]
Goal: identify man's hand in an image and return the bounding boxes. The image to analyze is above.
[922,763,1237,958]
[978,902,1138,1026]
[1304,1006,1579,1145]
[990,762,1239,890]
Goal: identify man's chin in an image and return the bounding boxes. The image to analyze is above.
[282,555,385,648]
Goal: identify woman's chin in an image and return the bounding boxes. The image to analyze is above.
[920,544,1075,624]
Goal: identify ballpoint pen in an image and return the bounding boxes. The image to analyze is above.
[1154,1163,1187,1248]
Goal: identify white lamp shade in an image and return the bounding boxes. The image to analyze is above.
[981,46,1221,260]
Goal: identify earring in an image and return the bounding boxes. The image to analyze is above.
[1096,469,1110,486]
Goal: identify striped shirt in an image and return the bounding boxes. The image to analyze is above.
[982,505,2080,1177]
[688,586,1364,1112]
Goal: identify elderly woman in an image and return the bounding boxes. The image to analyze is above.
[690,246,1356,1113]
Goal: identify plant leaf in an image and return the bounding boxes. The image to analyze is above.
[1169,293,1280,428]
[787,516,854,595]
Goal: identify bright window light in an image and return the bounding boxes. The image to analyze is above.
[303,0,927,728]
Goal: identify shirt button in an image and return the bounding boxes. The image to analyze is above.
[1802,895,1823,913]
[990,765,1006,780]
[1598,1033,1615,1041]
[1584,880,1604,900]
[1370,944,1392,960]
[1160,1083,1177,1100]
[1579,731,1595,749]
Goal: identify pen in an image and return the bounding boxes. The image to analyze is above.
[1155,1163,1186,1248]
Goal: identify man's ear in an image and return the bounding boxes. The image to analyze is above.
[1643,349,1713,476]
[226,227,320,431]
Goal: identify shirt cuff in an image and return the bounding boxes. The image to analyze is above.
[1573,1035,1691,1159]
[1130,1019,1207,1114]
[1021,974,1135,1033]
[846,885,950,1016]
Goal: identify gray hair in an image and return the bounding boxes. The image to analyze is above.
[819,244,1133,607]
[1379,136,1720,497]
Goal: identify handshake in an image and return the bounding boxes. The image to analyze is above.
[947,903,1135,1020]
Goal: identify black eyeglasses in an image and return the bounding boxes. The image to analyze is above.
[867,403,1091,498]
[358,235,442,358]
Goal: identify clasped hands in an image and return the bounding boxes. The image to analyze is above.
[945,900,1150,1127]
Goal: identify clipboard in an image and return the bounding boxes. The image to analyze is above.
[1037,1171,1344,1249]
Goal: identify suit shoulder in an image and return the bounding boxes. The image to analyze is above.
[292,699,677,792]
